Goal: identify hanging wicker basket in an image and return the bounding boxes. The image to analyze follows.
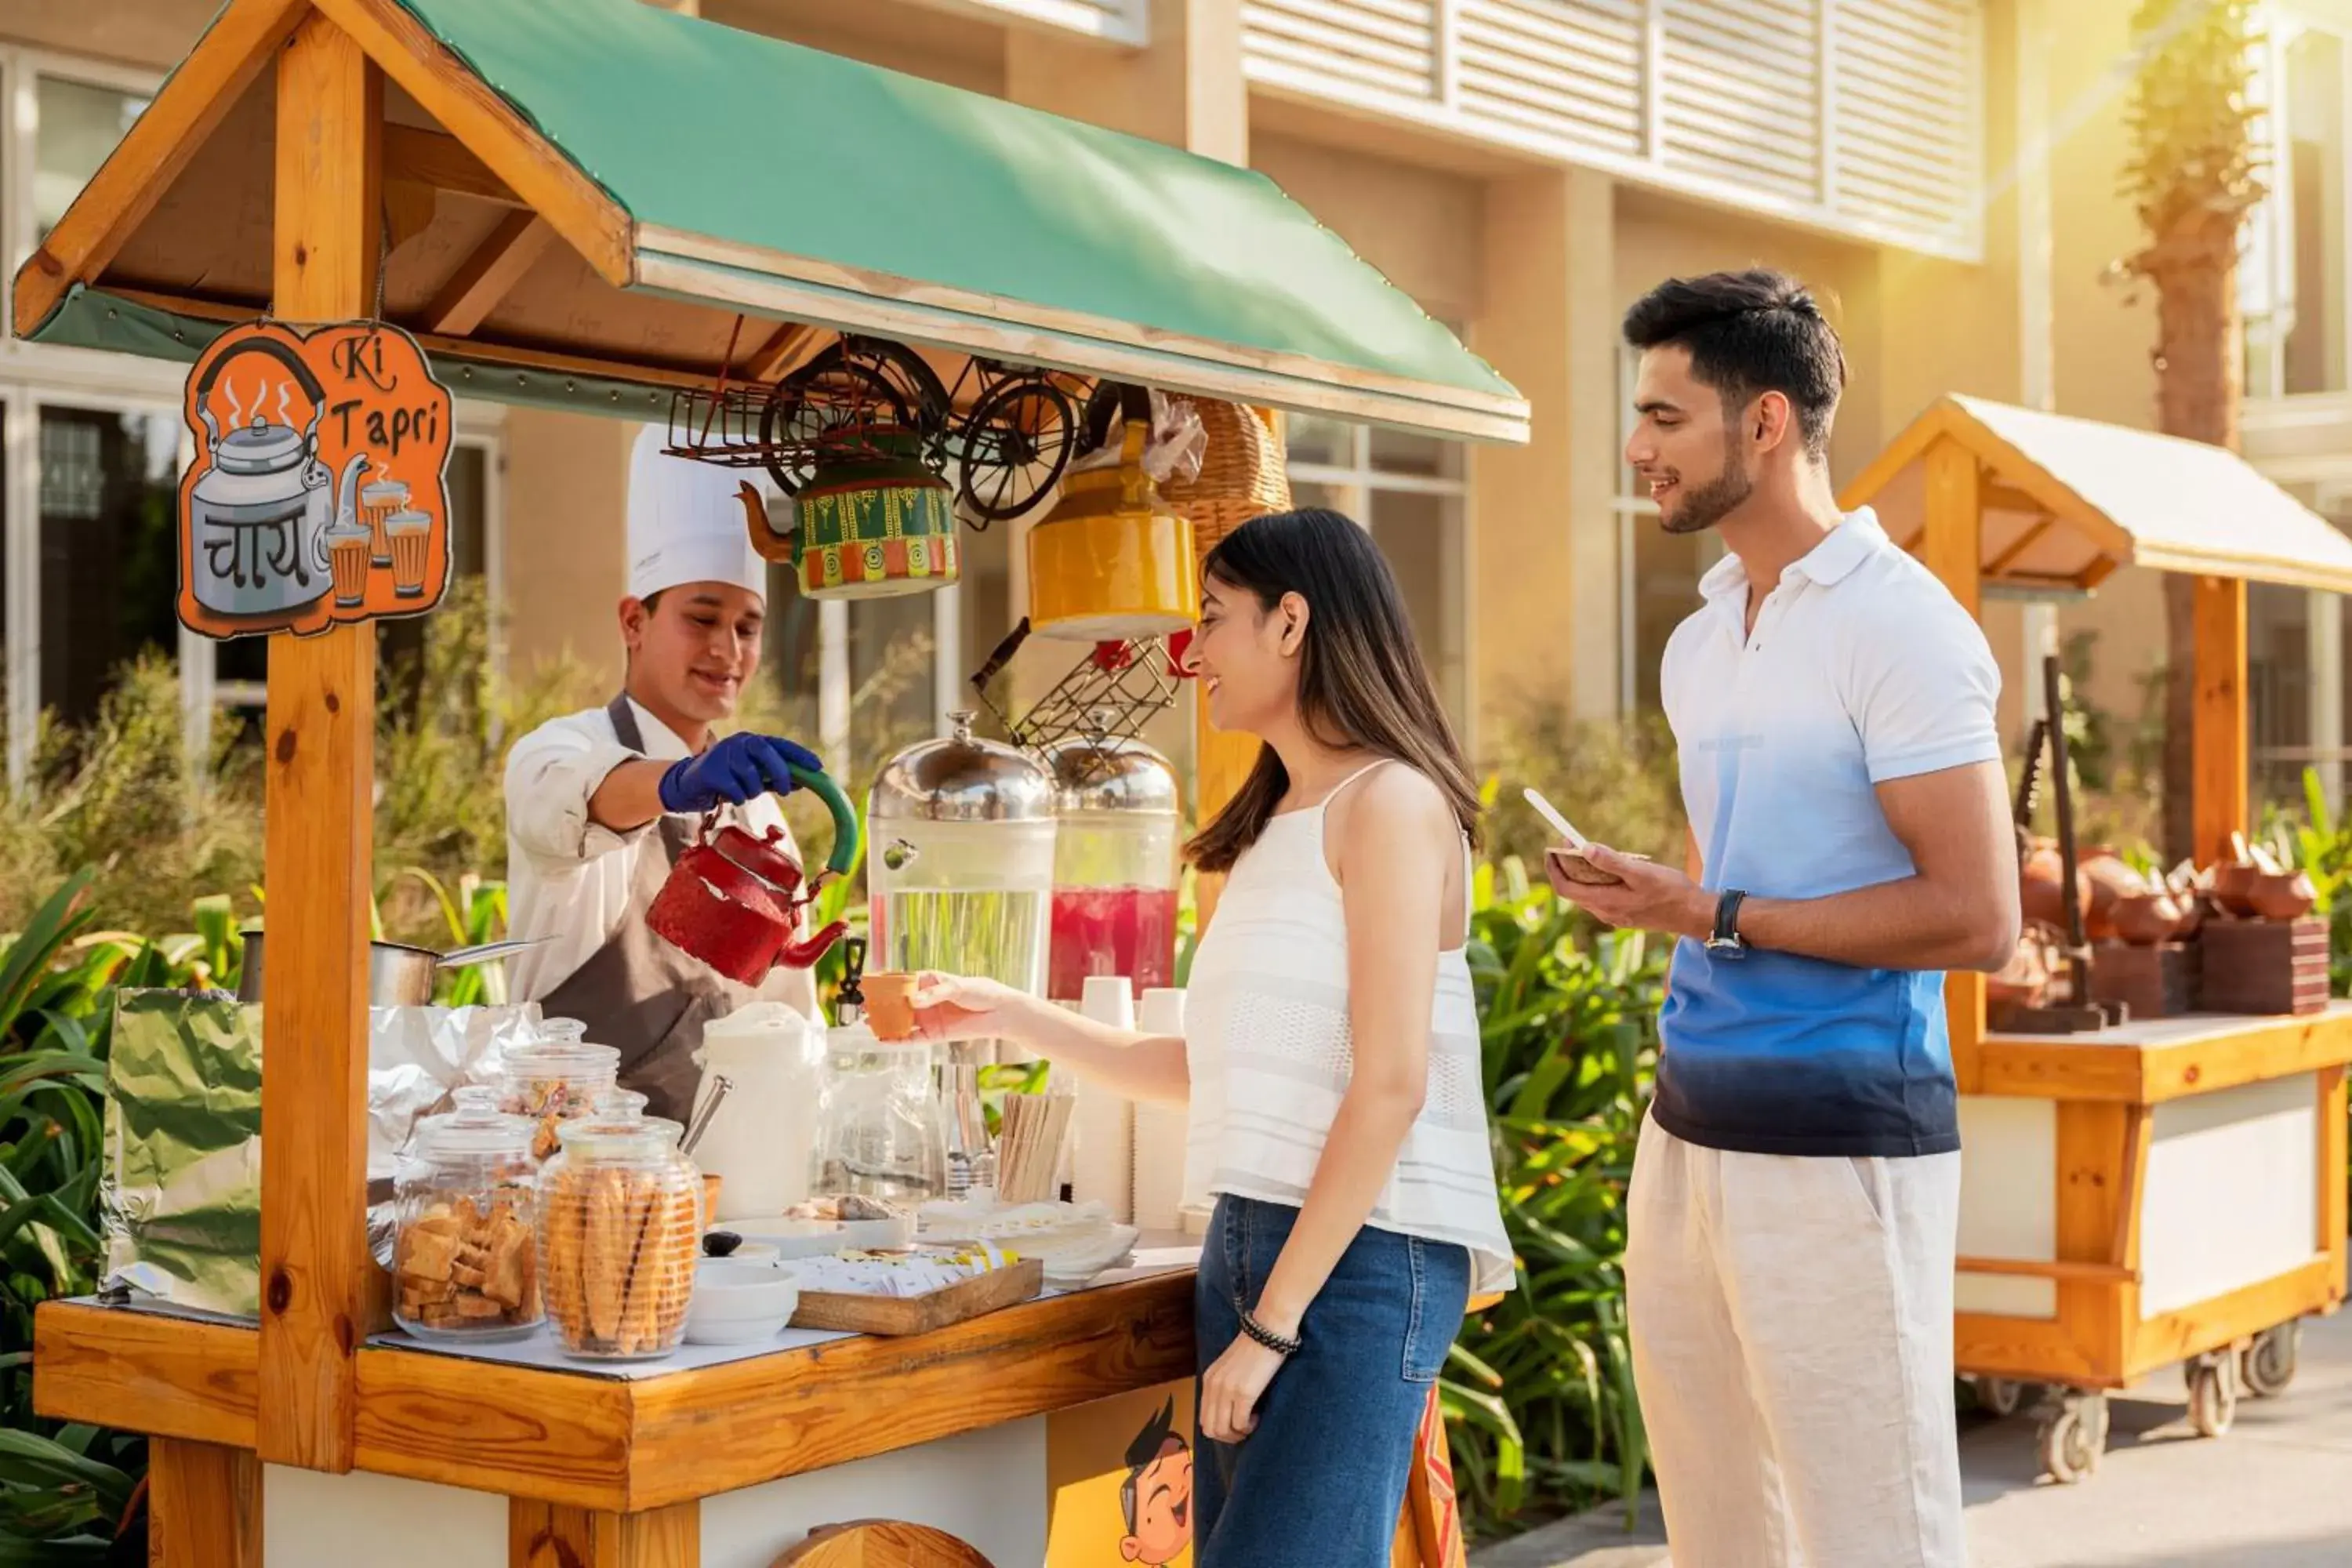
[1161,399,1292,566]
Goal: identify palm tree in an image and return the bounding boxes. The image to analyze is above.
[2120,0,2268,863]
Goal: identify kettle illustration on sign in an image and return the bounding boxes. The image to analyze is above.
[186,334,371,622]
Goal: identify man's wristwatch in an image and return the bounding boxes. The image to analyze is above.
[1705,888,1748,956]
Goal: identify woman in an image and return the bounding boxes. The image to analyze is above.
[912,509,1514,1566]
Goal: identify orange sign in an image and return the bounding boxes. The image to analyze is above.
[177,319,454,640]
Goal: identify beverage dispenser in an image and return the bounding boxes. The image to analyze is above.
[1044,731,1181,1002]
[866,713,1057,1054]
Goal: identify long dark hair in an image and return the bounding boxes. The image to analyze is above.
[1185,508,1482,873]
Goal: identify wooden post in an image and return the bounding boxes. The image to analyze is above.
[510,1499,699,1568]
[1922,437,1987,1060]
[2192,574,2250,865]
[2320,1065,2347,1302]
[257,12,382,1474]
[149,1438,262,1568]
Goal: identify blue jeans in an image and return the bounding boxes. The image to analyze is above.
[1193,1195,1471,1568]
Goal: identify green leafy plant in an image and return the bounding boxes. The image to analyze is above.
[1444,858,1663,1538]
[0,870,215,1561]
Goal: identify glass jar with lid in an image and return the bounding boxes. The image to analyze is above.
[535,1096,702,1361]
[811,1022,950,1207]
[1042,726,1181,1002]
[499,1017,621,1161]
[392,1086,543,1341]
[867,713,1056,1053]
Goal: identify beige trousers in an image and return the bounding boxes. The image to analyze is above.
[1625,1112,1964,1568]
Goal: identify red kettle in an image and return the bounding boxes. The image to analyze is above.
[644,764,862,986]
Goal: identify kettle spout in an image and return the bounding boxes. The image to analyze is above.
[779,919,849,971]
[333,452,371,529]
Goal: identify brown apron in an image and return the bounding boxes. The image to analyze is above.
[538,695,809,1123]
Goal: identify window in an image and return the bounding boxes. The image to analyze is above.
[1283,412,1471,730]
[2245,17,2351,399]
[31,75,148,241]
[0,46,508,778]
[2251,481,2352,815]
[2,49,175,782]
[36,405,178,727]
[1616,344,1720,714]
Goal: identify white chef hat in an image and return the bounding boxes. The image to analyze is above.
[625,423,768,602]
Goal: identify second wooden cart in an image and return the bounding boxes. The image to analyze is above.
[1846,395,2352,1482]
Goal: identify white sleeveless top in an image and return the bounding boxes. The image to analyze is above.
[1181,764,1515,1294]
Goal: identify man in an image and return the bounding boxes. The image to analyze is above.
[503,424,826,1120]
[1550,270,2019,1567]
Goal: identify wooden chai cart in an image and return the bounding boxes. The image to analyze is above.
[12,0,1530,1563]
[1845,396,2352,1483]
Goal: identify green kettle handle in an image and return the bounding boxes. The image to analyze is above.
[789,764,864,880]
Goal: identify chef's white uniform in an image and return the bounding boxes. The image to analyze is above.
[498,426,822,1118]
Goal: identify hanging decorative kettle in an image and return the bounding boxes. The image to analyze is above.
[739,426,960,600]
[1026,387,1199,641]
[644,764,866,985]
[185,334,372,622]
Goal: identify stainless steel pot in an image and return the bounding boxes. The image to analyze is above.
[237,933,543,1007]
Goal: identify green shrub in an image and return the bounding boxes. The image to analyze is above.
[0,870,210,1562]
[1445,858,1663,1538]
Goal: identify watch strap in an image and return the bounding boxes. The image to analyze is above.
[1711,888,1748,949]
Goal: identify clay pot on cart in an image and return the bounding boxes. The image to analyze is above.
[2021,844,2093,932]
[2079,852,2147,943]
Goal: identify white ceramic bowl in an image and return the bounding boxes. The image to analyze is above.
[683,1259,800,1346]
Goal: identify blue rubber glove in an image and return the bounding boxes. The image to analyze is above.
[657,732,824,814]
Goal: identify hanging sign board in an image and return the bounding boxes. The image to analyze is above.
[176,319,454,640]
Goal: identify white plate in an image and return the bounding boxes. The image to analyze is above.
[706,1214,914,1260]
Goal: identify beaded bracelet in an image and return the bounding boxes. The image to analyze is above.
[1238,1305,1302,1357]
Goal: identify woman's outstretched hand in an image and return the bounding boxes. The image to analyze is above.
[908,973,1038,1044]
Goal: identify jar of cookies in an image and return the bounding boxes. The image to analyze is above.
[392,1086,543,1341]
[535,1097,702,1360]
[498,1018,620,1161]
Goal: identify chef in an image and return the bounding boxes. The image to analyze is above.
[503,423,826,1120]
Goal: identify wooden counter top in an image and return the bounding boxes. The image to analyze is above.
[35,1265,1195,1511]
[1962,1001,2352,1102]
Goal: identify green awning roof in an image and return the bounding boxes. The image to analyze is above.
[401,0,1520,438]
[15,0,1526,443]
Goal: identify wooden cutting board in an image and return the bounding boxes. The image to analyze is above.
[787,1256,1044,1336]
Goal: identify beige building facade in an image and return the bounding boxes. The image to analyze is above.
[6,0,2351,814]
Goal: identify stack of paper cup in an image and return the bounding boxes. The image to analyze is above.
[1131,987,1190,1232]
[1071,976,1136,1220]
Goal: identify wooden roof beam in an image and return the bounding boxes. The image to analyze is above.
[313,0,633,285]
[740,320,828,384]
[111,282,731,394]
[422,209,552,336]
[383,122,521,206]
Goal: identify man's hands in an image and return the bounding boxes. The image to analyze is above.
[657,732,822,813]
[1544,843,1713,942]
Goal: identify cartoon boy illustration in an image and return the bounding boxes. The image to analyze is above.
[1119,1396,1193,1565]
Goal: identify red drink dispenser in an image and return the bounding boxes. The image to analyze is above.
[1043,731,1181,1002]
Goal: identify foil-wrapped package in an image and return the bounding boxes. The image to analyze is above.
[100,992,541,1315]
[100,991,263,1317]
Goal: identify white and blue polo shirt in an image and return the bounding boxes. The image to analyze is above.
[1656,507,2002,1158]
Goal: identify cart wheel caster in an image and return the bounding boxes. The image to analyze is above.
[2187,1349,2240,1437]
[2034,1390,2107,1483]
[1975,1377,2027,1418]
[2243,1321,2301,1399]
